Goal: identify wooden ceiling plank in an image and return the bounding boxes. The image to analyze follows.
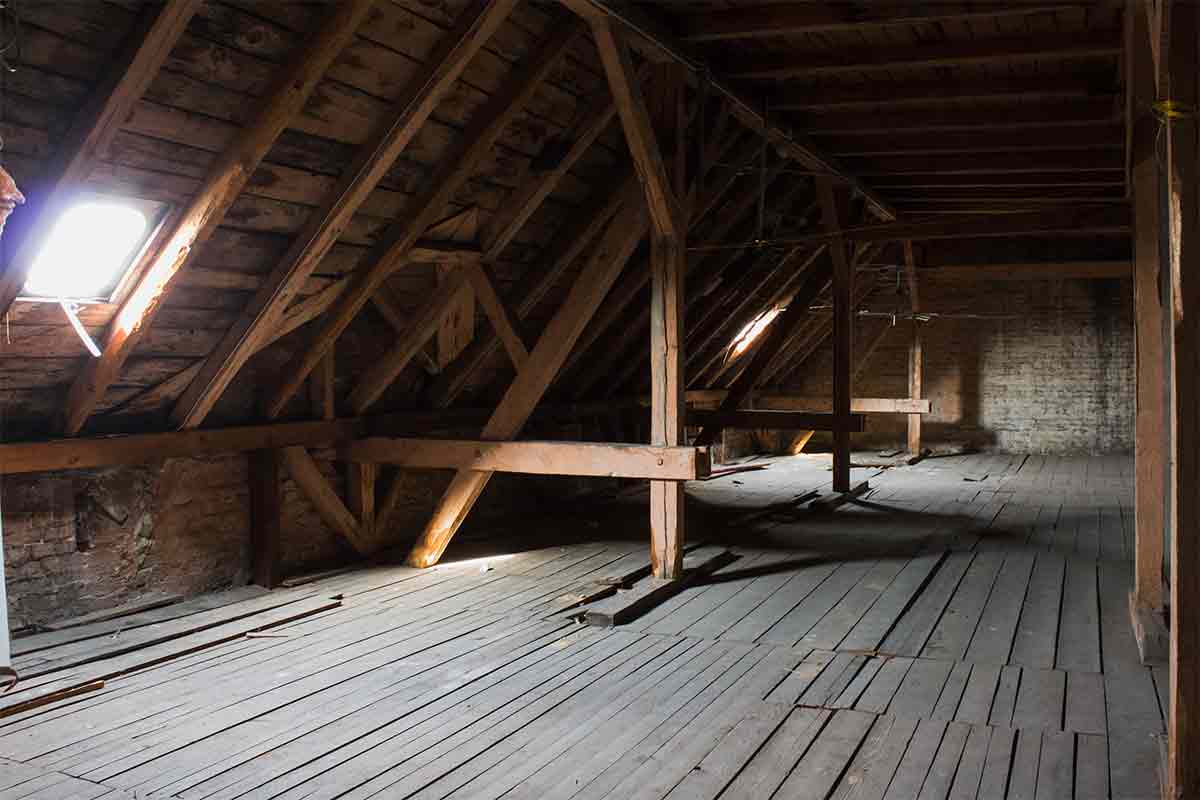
[58,0,374,436]
[170,0,518,430]
[265,9,576,420]
[680,3,1099,41]
[407,180,648,568]
[772,77,1116,111]
[732,33,1122,80]
[0,0,203,320]
[921,261,1131,280]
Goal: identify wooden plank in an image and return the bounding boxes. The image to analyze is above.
[721,707,830,798]
[280,446,371,555]
[1056,558,1101,673]
[1064,671,1107,735]
[263,11,574,419]
[948,724,992,800]
[922,260,1131,281]
[339,438,710,480]
[922,552,1004,661]
[964,551,1035,666]
[1012,668,1066,732]
[956,664,1001,726]
[731,33,1122,79]
[406,183,646,568]
[0,0,203,320]
[249,449,282,589]
[1007,728,1042,800]
[774,709,876,799]
[1074,733,1109,800]
[888,658,954,719]
[168,2,516,429]
[884,718,947,800]
[584,547,735,627]
[1010,552,1067,669]
[828,714,918,800]
[976,726,1017,800]
[0,418,366,475]
[59,0,374,435]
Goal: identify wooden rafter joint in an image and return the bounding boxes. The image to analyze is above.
[339,438,712,481]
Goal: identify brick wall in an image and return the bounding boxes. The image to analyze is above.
[778,276,1134,454]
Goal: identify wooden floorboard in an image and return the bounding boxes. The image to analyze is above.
[0,453,1159,800]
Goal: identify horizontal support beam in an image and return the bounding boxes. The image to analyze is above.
[688,410,865,432]
[340,438,711,480]
[644,392,930,414]
[0,419,365,475]
[921,260,1130,280]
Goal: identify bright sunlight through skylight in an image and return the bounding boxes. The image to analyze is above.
[728,306,781,359]
[24,202,150,300]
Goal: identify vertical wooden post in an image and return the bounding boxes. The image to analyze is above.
[1129,0,1170,664]
[818,178,853,492]
[249,449,281,588]
[309,351,335,420]
[1167,2,1200,796]
[347,462,376,540]
[907,322,923,455]
[648,63,687,579]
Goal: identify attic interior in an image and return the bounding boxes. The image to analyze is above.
[0,0,1194,797]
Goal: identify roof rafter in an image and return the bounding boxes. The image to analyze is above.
[320,14,581,417]
[170,0,519,430]
[59,0,374,436]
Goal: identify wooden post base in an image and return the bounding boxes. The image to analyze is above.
[809,481,870,513]
[1129,590,1169,666]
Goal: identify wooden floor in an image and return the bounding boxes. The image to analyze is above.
[0,454,1162,800]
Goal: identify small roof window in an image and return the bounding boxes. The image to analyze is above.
[727,306,782,361]
[21,197,163,303]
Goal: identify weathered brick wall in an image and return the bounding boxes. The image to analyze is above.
[778,276,1134,454]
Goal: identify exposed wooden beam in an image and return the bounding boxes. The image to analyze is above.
[589,16,683,237]
[688,410,864,432]
[249,449,282,589]
[732,33,1121,79]
[557,0,897,221]
[806,100,1119,136]
[266,11,574,420]
[406,184,648,568]
[921,261,1131,281]
[1167,2,1200,795]
[170,0,517,430]
[1127,0,1168,663]
[461,261,529,369]
[770,77,1117,112]
[818,177,854,493]
[679,3,1096,40]
[309,351,336,421]
[785,206,1132,243]
[345,462,376,538]
[827,126,1123,157]
[680,392,931,414]
[0,0,202,320]
[850,152,1124,176]
[341,438,710,480]
[59,0,374,436]
[907,323,923,455]
[281,446,372,555]
[0,419,363,476]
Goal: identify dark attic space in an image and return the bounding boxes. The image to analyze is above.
[0,1,1194,798]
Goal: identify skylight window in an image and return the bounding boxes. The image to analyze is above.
[23,200,155,302]
[727,306,782,360]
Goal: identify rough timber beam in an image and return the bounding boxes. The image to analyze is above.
[557,0,897,222]
[268,7,572,420]
[679,4,1095,40]
[406,181,647,569]
[732,33,1122,80]
[281,447,372,555]
[0,0,202,320]
[58,0,374,437]
[170,0,514,430]
[817,178,855,492]
[341,438,710,480]
[1167,2,1200,795]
